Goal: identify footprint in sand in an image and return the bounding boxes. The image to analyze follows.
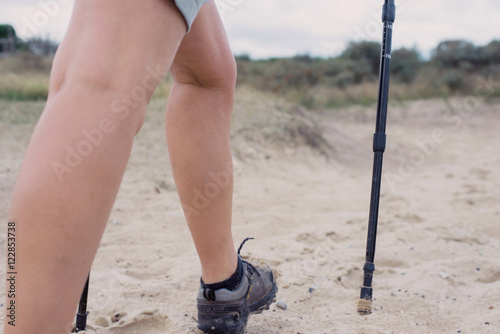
[469,167,492,181]
[93,311,129,328]
[394,212,424,223]
[104,309,170,334]
[477,270,500,284]
[338,267,362,289]
[295,230,339,245]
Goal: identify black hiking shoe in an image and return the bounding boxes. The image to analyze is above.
[196,238,278,334]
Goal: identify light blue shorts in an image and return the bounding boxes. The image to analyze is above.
[175,0,210,32]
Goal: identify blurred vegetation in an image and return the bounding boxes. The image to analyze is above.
[1,24,58,55]
[236,39,500,108]
[0,53,52,101]
[1,34,499,107]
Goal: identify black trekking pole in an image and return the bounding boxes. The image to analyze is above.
[74,273,90,332]
[357,0,396,315]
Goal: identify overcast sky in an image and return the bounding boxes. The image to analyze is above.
[1,0,499,59]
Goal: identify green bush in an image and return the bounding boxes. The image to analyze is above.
[430,40,479,69]
[391,48,422,83]
[342,41,381,76]
[0,24,16,38]
[443,69,467,92]
[478,40,500,66]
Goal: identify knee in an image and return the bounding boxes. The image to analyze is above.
[50,66,165,134]
[171,51,237,95]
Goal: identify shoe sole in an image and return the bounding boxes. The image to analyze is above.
[198,281,278,334]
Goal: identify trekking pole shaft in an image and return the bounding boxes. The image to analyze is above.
[375,1,395,135]
[359,0,396,313]
[75,274,90,332]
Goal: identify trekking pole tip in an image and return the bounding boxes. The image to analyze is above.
[357,286,373,315]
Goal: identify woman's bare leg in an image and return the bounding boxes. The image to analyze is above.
[166,1,238,284]
[4,1,186,333]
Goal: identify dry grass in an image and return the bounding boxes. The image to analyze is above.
[0,54,175,101]
[0,54,52,101]
[1,54,498,108]
[0,99,45,125]
[0,72,49,100]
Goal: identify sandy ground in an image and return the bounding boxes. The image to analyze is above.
[0,92,499,333]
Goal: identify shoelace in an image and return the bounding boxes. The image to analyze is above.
[238,237,260,277]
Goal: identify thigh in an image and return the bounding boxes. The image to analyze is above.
[170,0,236,89]
[50,0,187,94]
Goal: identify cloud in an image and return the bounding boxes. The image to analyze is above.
[0,0,498,59]
[221,0,500,58]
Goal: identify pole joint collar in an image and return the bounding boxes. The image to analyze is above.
[382,2,396,23]
[373,133,386,152]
